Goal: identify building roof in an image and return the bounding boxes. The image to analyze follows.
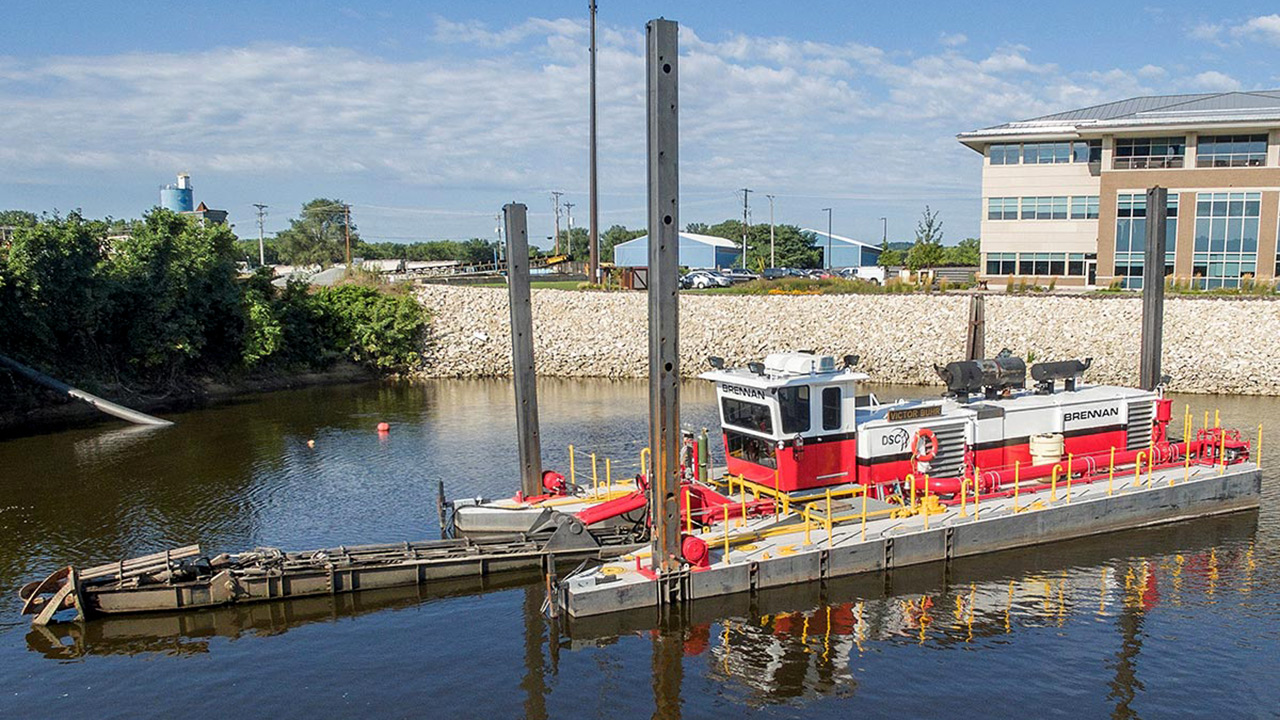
[614,231,742,250]
[799,229,882,251]
[958,90,1280,148]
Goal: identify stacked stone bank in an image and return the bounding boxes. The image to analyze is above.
[416,285,1280,395]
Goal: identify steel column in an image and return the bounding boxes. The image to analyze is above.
[504,203,543,498]
[646,18,682,575]
[964,294,985,361]
[1140,186,1167,390]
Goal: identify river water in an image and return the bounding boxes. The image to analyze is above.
[1,379,1277,719]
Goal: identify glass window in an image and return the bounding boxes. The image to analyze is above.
[726,430,776,469]
[1114,192,1179,289]
[1189,191,1262,289]
[985,253,1016,276]
[1196,134,1267,168]
[1073,140,1101,163]
[989,144,1020,165]
[822,387,841,431]
[778,386,810,434]
[1068,253,1086,276]
[1113,137,1186,169]
[722,398,773,434]
[988,197,1018,220]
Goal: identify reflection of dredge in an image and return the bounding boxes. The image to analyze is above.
[579,512,1258,705]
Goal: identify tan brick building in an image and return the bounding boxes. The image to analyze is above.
[958,91,1280,289]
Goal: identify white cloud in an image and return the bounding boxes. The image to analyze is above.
[939,32,967,47]
[0,17,1218,239]
[1232,14,1280,44]
[1183,70,1242,91]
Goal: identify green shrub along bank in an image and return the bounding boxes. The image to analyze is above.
[0,210,429,401]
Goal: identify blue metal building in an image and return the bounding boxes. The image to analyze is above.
[801,229,883,269]
[613,232,742,269]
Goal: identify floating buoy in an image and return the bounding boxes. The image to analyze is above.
[377,422,390,433]
[307,439,316,448]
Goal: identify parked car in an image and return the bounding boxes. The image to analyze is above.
[761,267,808,280]
[680,270,733,289]
[720,268,761,284]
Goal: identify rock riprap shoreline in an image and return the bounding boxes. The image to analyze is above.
[416,285,1280,396]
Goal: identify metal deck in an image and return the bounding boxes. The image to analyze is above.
[558,462,1262,618]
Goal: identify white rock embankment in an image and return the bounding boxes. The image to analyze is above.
[416,285,1280,395]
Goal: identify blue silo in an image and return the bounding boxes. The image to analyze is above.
[160,173,194,212]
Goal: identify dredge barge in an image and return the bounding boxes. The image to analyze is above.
[553,350,1261,618]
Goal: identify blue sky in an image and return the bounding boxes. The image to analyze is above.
[2,1,1279,247]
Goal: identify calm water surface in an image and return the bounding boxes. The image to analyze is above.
[1,379,1277,719]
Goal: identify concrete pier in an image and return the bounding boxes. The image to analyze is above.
[559,463,1261,618]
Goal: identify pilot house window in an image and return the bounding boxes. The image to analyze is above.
[722,398,773,434]
[822,387,841,431]
[778,386,810,434]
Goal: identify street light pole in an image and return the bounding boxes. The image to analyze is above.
[822,207,832,270]
[766,194,775,268]
[879,216,887,245]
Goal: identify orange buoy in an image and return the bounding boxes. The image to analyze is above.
[377,422,390,433]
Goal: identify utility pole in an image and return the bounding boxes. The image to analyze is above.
[551,191,564,255]
[564,202,575,257]
[823,207,833,270]
[252,203,268,267]
[766,194,776,268]
[494,213,504,266]
[588,0,600,283]
[343,203,352,267]
[739,187,752,268]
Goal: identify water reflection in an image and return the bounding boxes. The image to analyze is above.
[3,379,1276,718]
[565,511,1259,708]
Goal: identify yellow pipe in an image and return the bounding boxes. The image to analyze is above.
[591,452,599,499]
[606,458,612,495]
[973,467,980,520]
[640,447,650,479]
[1215,409,1220,429]
[1108,447,1116,496]
[1051,465,1060,503]
[685,487,692,535]
[860,489,868,542]
[804,507,812,545]
[1134,452,1146,488]
[568,445,576,487]
[723,516,730,561]
[1014,460,1021,511]
[1219,428,1228,475]
[960,476,967,516]
[909,474,917,510]
[1066,453,1073,504]
[825,489,833,549]
[739,480,748,528]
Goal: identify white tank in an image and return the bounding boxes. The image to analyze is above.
[1030,433,1064,467]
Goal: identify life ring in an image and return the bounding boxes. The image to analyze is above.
[911,428,938,464]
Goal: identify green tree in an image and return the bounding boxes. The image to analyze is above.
[103,209,243,375]
[276,198,357,267]
[3,212,108,367]
[943,237,981,267]
[601,225,645,263]
[906,206,945,271]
